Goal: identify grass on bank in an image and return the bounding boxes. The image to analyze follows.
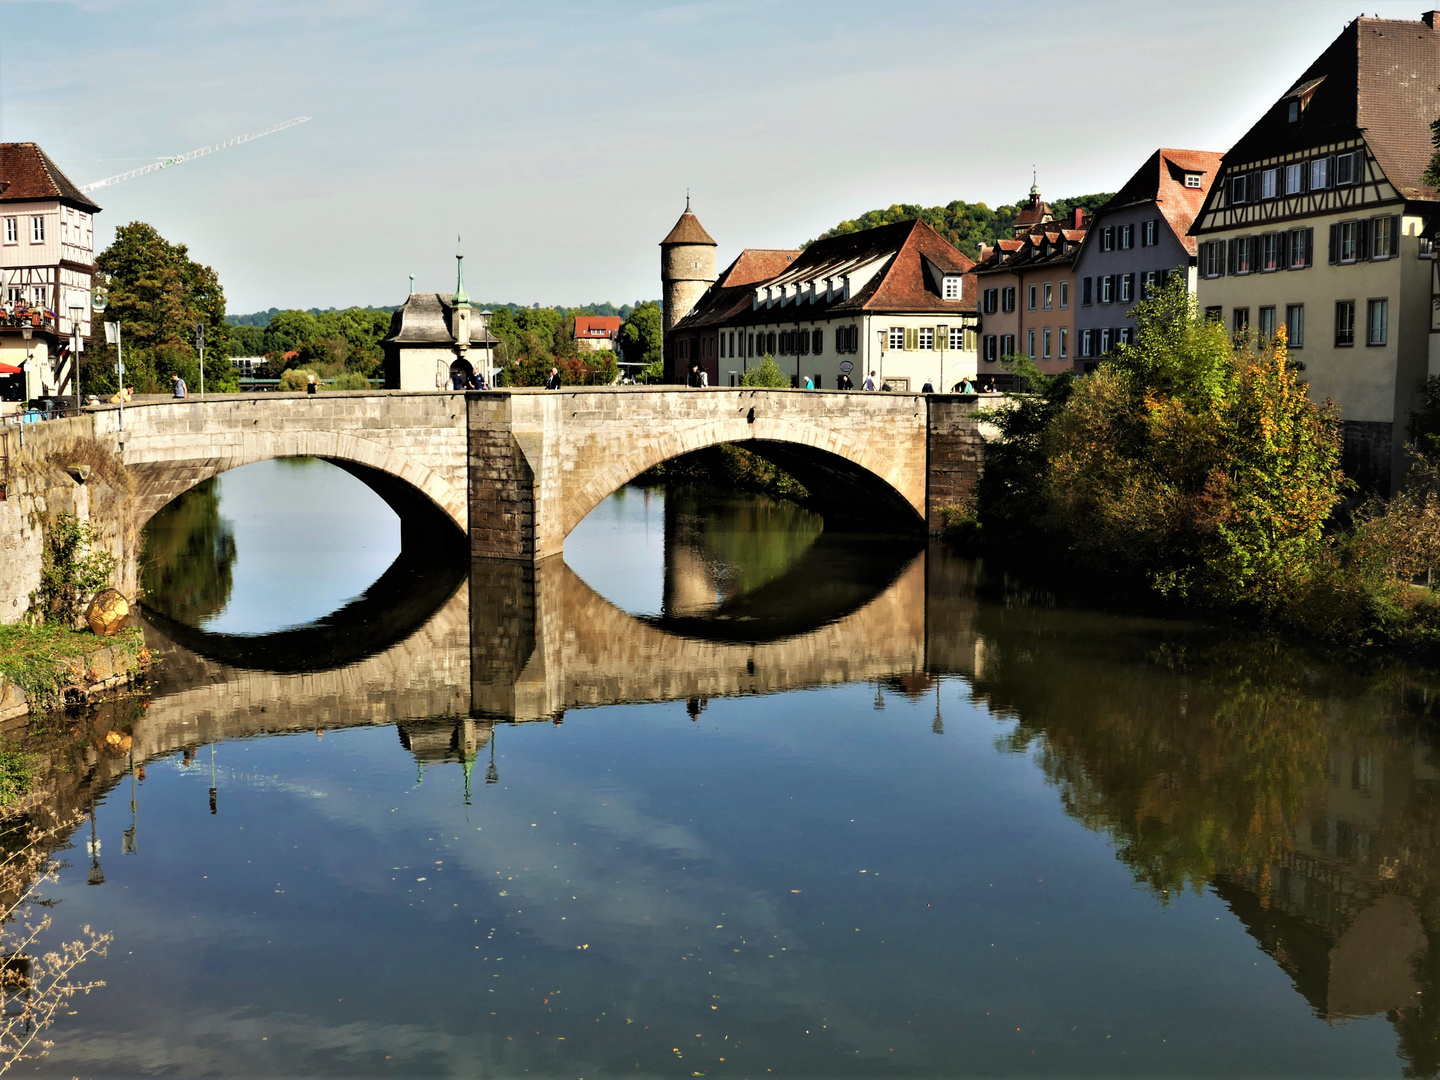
[0,623,143,712]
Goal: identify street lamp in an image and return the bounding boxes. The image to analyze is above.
[69,306,83,415]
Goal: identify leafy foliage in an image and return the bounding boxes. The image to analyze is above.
[89,222,235,395]
[37,514,118,626]
[740,356,788,388]
[806,192,1114,258]
[617,301,663,371]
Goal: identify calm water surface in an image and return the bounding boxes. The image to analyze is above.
[20,459,1440,1077]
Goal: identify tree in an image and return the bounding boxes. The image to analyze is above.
[262,310,321,355]
[91,222,235,393]
[740,355,787,388]
[229,324,266,356]
[618,301,663,369]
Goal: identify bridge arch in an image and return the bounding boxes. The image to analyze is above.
[561,415,925,541]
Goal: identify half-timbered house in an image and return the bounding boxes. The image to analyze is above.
[1190,14,1440,491]
[0,143,100,405]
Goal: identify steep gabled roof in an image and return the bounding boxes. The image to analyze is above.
[0,143,101,212]
[1220,16,1440,202]
[661,210,717,246]
[1095,147,1222,256]
[671,219,976,331]
[717,248,800,287]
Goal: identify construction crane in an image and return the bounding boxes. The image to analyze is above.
[79,117,312,193]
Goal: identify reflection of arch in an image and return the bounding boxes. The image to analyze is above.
[141,548,468,673]
[561,421,925,542]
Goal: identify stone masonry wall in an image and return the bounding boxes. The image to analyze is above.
[925,395,989,531]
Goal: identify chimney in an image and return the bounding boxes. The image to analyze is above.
[1425,10,1440,27]
[1072,207,1085,229]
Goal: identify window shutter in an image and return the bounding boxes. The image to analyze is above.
[1390,215,1401,258]
[1127,272,1136,298]
[1227,239,1237,274]
[1328,224,1339,264]
[905,327,917,350]
[1249,236,1260,269]
[1357,219,1371,261]
[1304,227,1315,268]
[1277,230,1289,269]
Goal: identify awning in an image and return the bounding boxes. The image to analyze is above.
[0,364,21,375]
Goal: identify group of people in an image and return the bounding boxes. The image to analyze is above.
[451,369,490,391]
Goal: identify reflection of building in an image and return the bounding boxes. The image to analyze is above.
[1191,13,1440,493]
[0,143,100,403]
[397,718,494,801]
[574,315,621,354]
[665,207,979,391]
[382,257,499,390]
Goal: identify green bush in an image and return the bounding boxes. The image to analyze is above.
[37,513,117,625]
[278,368,317,392]
[740,355,787,388]
[327,371,371,391]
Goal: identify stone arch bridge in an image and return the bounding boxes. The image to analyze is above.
[91,388,986,555]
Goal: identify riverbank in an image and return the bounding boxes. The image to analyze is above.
[0,623,148,723]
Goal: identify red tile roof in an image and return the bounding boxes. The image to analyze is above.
[717,249,800,287]
[0,143,100,211]
[575,315,621,337]
[660,210,717,246]
[1097,148,1222,256]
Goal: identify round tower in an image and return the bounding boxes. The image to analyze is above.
[660,199,717,333]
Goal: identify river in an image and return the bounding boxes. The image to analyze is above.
[15,457,1440,1077]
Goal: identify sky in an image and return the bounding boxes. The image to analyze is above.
[0,0,1429,314]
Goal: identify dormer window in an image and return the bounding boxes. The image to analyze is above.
[1184,173,1202,189]
[942,275,962,300]
[1287,99,1300,123]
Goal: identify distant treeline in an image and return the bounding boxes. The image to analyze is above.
[227,300,639,329]
[806,193,1115,258]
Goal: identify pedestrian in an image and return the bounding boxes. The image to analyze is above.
[476,371,489,390]
[921,379,934,393]
[306,372,318,395]
[862,371,877,391]
[171,372,188,398]
[545,367,562,390]
[804,375,814,390]
[452,368,467,390]
[837,371,853,391]
[687,363,704,388]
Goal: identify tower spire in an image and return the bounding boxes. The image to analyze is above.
[453,250,471,309]
[685,188,691,212]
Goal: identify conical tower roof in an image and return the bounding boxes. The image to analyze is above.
[661,204,716,246]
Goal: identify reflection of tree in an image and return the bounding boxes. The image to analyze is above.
[962,596,1440,1073]
[140,478,237,626]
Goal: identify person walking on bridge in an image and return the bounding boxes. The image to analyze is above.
[837,371,853,391]
[171,372,187,399]
[544,367,562,390]
[862,371,877,392]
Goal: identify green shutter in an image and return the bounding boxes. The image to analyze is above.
[905,328,917,350]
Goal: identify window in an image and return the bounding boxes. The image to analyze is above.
[918,327,934,351]
[1027,284,1037,311]
[1261,233,1282,271]
[1204,305,1223,322]
[1286,303,1305,347]
[1287,99,1300,123]
[1258,306,1277,340]
[983,335,997,361]
[1335,300,1355,347]
[1000,334,1015,357]
[949,326,965,350]
[747,334,755,356]
[1099,328,1112,354]
[1043,283,1053,309]
[1233,307,1250,336]
[813,328,823,355]
[1230,174,1249,204]
[1367,299,1388,346]
[1002,287,1015,313]
[1101,227,1115,252]
[1026,329,1035,358]
[1285,163,1304,195]
[1310,157,1329,190]
[983,288,998,314]
[1143,219,1159,246]
[1261,168,1278,200]
[1371,215,1398,259]
[1289,227,1313,268]
[1185,172,1203,189]
[766,331,776,354]
[30,216,44,243]
[1118,274,1133,303]
[1059,327,1068,359]
[1099,275,1113,304]
[889,326,905,349]
[1120,224,1133,250]
[1059,280,1069,309]
[1118,327,1133,346]
[943,276,962,300]
[1201,240,1225,278]
[1042,328,1052,359]
[1080,329,1093,357]
[1082,277,1093,305]
[1231,236,1253,274]
[2,218,14,244]
[1335,220,1358,263]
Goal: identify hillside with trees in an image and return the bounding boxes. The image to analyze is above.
[806,192,1115,258]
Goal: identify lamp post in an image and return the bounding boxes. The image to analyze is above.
[195,322,205,399]
[69,306,83,415]
[104,321,124,431]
